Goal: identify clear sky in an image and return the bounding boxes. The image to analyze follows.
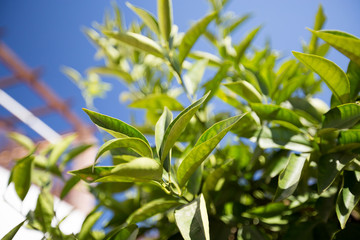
[0,0,359,141]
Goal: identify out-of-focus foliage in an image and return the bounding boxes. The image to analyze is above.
[5,0,360,239]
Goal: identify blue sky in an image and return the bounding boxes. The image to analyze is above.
[0,0,360,140]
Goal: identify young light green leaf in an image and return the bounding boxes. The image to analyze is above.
[308,5,326,53]
[177,114,245,187]
[235,26,261,64]
[127,198,181,224]
[189,51,222,67]
[223,14,251,36]
[336,171,360,229]
[224,80,262,103]
[69,166,114,183]
[126,2,160,36]
[159,92,210,163]
[244,202,288,219]
[34,190,54,233]
[128,94,183,111]
[318,153,355,193]
[104,31,164,58]
[12,155,34,200]
[250,103,303,127]
[183,59,208,96]
[78,211,103,240]
[60,176,81,199]
[322,103,360,129]
[87,66,133,84]
[293,51,350,104]
[83,108,150,146]
[95,138,153,163]
[257,127,312,152]
[157,0,172,42]
[174,194,210,240]
[155,107,173,155]
[2,220,26,240]
[310,29,360,66]
[178,12,217,65]
[274,154,307,201]
[8,132,35,151]
[48,134,76,166]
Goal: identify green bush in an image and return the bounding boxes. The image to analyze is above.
[5,0,360,239]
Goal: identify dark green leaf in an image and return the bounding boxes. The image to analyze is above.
[105,224,138,240]
[336,171,360,229]
[274,154,307,201]
[83,108,150,146]
[339,130,360,145]
[174,194,210,240]
[244,202,287,219]
[129,94,183,111]
[293,51,350,104]
[12,155,34,200]
[127,198,181,224]
[178,12,217,65]
[177,114,245,187]
[322,103,360,129]
[1,220,26,240]
[159,92,210,163]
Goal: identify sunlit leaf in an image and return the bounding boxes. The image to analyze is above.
[177,114,245,187]
[274,154,307,201]
[224,80,262,103]
[159,92,210,163]
[95,138,153,163]
[8,132,34,152]
[178,12,217,65]
[155,107,173,157]
[129,94,183,111]
[104,31,164,58]
[83,108,150,146]
[87,66,133,84]
[48,134,76,166]
[223,14,251,36]
[174,194,210,240]
[293,51,350,104]
[318,153,355,193]
[34,190,54,233]
[127,198,181,224]
[347,61,360,100]
[322,103,360,129]
[78,211,103,240]
[250,103,302,127]
[336,171,360,229]
[235,26,261,64]
[244,202,288,219]
[157,0,172,42]
[12,155,34,200]
[126,2,160,36]
[339,130,360,145]
[189,51,222,67]
[308,5,326,53]
[310,29,360,66]
[183,59,208,96]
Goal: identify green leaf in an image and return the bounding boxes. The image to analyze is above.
[177,114,245,187]
[159,92,210,163]
[223,14,251,36]
[223,80,262,103]
[129,94,183,111]
[126,2,160,36]
[339,130,360,145]
[244,202,287,219]
[1,220,26,240]
[34,190,54,233]
[61,144,93,167]
[322,103,360,129]
[155,107,173,155]
[250,103,302,127]
[178,12,217,65]
[95,138,153,163]
[257,127,312,152]
[157,0,172,42]
[104,31,163,58]
[183,59,208,96]
[274,154,307,201]
[347,61,360,100]
[88,66,133,84]
[293,51,350,104]
[104,224,138,240]
[318,153,355,193]
[310,29,360,66]
[235,26,261,64]
[308,5,326,53]
[12,155,34,200]
[83,108,150,146]
[60,176,81,199]
[78,211,103,240]
[127,198,181,224]
[189,51,222,67]
[69,166,113,183]
[48,134,76,166]
[8,132,35,151]
[336,171,360,229]
[174,194,210,240]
